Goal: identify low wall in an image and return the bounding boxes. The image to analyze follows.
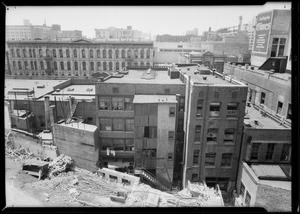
[98,168,140,186]
[11,130,58,160]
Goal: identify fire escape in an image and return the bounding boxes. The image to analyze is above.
[65,97,78,124]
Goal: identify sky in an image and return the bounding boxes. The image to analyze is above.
[6,3,291,39]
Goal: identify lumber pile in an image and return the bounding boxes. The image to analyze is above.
[5,145,35,161]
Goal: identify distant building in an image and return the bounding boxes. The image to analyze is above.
[155,34,197,43]
[186,28,198,36]
[95,26,150,41]
[6,39,154,78]
[179,51,226,73]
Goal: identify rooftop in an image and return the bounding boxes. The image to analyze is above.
[103,69,183,85]
[133,95,177,104]
[5,79,68,100]
[57,121,97,132]
[180,65,245,86]
[244,104,290,129]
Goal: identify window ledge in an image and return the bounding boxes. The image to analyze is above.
[226,117,238,120]
[221,166,232,168]
[223,142,235,146]
[194,142,201,145]
[207,141,217,145]
[205,166,216,168]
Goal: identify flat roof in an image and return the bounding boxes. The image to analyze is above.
[133,95,177,104]
[57,121,97,132]
[5,79,68,100]
[251,165,287,179]
[244,104,290,129]
[104,69,184,85]
[180,65,243,86]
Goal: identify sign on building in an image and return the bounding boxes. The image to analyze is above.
[253,11,273,53]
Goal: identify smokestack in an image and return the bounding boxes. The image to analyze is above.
[209,27,211,32]
[49,105,55,129]
[239,16,243,31]
[44,96,50,130]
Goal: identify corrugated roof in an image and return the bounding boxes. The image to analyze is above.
[133,95,177,104]
[251,165,287,178]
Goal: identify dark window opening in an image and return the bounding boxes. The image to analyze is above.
[193,150,199,165]
[260,92,265,104]
[169,107,175,117]
[250,143,260,160]
[265,143,275,161]
[144,126,150,138]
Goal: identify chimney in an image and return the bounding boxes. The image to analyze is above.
[44,96,50,130]
[238,16,243,31]
[209,27,211,32]
[49,105,56,129]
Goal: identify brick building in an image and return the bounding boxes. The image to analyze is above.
[156,34,196,43]
[179,51,226,73]
[181,66,248,191]
[6,39,154,78]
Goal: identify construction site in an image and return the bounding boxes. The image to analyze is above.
[4,66,229,207]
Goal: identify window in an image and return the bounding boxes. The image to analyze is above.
[124,97,133,110]
[116,62,119,70]
[232,91,237,99]
[74,61,78,70]
[103,62,107,70]
[97,62,101,71]
[113,118,123,131]
[125,139,134,151]
[168,131,174,140]
[29,49,32,58]
[140,50,144,58]
[66,49,70,58]
[24,61,28,70]
[99,118,112,131]
[102,50,106,58]
[82,61,86,71]
[179,97,185,111]
[224,128,235,143]
[214,91,220,98]
[245,191,251,207]
[168,153,173,161]
[59,49,63,58]
[112,97,123,110]
[125,119,134,131]
[122,62,126,69]
[146,50,150,58]
[205,153,216,166]
[144,126,157,139]
[11,49,15,57]
[260,92,266,104]
[165,88,170,94]
[144,126,150,138]
[39,49,43,58]
[16,49,20,57]
[108,50,112,58]
[271,38,286,57]
[90,49,93,58]
[250,143,260,160]
[240,182,245,197]
[97,49,100,58]
[73,49,77,58]
[23,49,27,57]
[221,153,232,167]
[60,61,64,70]
[192,174,198,182]
[193,150,200,165]
[115,50,119,59]
[67,61,71,70]
[99,97,111,110]
[121,50,125,58]
[265,143,275,161]
[81,49,86,58]
[280,144,290,161]
[196,99,203,117]
[134,50,139,59]
[113,139,125,150]
[101,138,112,150]
[277,101,283,115]
[169,107,175,117]
[195,125,201,142]
[286,103,291,120]
[40,61,44,70]
[209,103,220,117]
[113,87,119,94]
[207,128,218,142]
[90,62,94,71]
[13,61,16,70]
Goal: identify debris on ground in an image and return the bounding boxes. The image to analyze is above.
[48,154,73,178]
[6,145,35,162]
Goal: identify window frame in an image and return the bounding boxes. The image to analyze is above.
[205,153,216,166]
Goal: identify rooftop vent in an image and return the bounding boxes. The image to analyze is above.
[86,88,93,92]
[37,85,45,89]
[67,88,74,91]
[187,67,190,71]
[254,120,259,125]
[202,76,207,80]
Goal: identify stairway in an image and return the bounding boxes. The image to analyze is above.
[65,99,78,124]
[135,167,172,191]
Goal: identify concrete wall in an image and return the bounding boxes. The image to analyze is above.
[11,130,58,160]
[98,167,140,186]
[153,52,181,64]
[156,103,176,182]
[53,123,99,171]
[255,183,291,212]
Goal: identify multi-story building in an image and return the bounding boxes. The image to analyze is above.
[179,51,226,72]
[95,26,150,41]
[186,28,199,36]
[6,39,154,78]
[181,66,248,191]
[251,9,291,67]
[6,25,32,40]
[155,34,196,43]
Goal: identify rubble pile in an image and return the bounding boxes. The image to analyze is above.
[5,145,35,161]
[48,154,73,178]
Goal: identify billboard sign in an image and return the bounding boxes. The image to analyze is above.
[253,11,273,53]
